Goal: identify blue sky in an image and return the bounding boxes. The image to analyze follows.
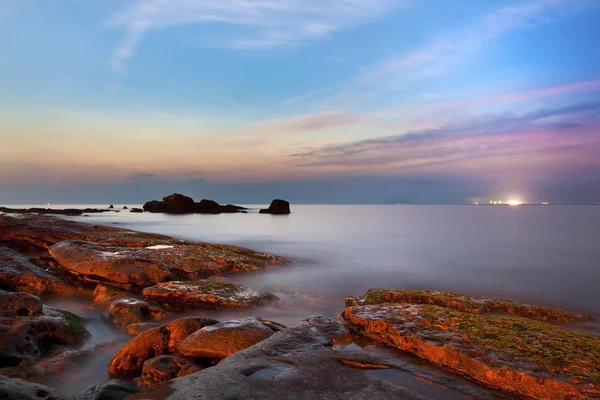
[1,0,600,203]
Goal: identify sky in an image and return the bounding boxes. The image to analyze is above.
[1,0,600,204]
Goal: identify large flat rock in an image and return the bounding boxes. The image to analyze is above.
[142,280,279,310]
[343,290,600,400]
[127,317,429,400]
[49,240,287,290]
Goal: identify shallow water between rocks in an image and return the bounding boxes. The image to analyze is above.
[13,204,600,398]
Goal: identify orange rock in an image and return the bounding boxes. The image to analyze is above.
[125,322,159,336]
[343,300,600,400]
[105,297,170,328]
[108,317,218,379]
[178,318,284,360]
[0,247,76,296]
[142,280,279,310]
[138,355,202,387]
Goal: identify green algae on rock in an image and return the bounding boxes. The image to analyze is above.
[343,291,600,400]
[346,289,584,323]
[142,280,280,310]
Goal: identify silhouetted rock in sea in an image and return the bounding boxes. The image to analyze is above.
[130,208,143,213]
[142,193,248,214]
[108,205,114,209]
[259,199,291,215]
[0,206,106,216]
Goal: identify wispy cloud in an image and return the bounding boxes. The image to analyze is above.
[109,0,404,71]
[292,100,600,172]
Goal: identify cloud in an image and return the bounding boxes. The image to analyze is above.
[292,101,600,171]
[109,0,404,71]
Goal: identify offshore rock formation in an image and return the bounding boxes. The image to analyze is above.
[259,199,291,215]
[142,280,279,310]
[343,289,599,400]
[142,193,248,215]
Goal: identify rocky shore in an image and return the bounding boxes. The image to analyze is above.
[0,213,598,399]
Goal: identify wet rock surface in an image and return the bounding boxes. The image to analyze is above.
[0,375,73,400]
[259,199,291,215]
[78,379,137,400]
[142,280,280,310]
[109,317,218,380]
[343,290,600,400]
[125,323,158,336]
[0,290,90,367]
[128,317,428,400]
[137,355,201,388]
[178,317,285,360]
[104,298,170,329]
[0,247,76,296]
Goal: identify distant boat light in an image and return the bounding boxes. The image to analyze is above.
[507,199,523,206]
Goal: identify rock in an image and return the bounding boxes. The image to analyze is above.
[109,205,114,209]
[178,317,284,360]
[194,199,221,214]
[108,317,218,379]
[49,240,285,290]
[104,297,170,328]
[125,322,158,336]
[142,280,279,310]
[0,207,106,217]
[78,379,137,400]
[129,317,428,400]
[0,214,175,250]
[130,208,143,213]
[142,200,166,213]
[0,290,90,367]
[219,204,247,214]
[346,289,584,323]
[259,199,291,215]
[30,341,120,378]
[0,375,72,400]
[123,206,128,210]
[0,247,76,296]
[138,355,202,388]
[143,194,195,214]
[92,285,130,310]
[49,240,173,290]
[0,290,42,317]
[342,290,600,400]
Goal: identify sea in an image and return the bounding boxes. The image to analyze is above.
[4,204,600,396]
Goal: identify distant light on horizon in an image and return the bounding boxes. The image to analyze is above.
[507,199,523,206]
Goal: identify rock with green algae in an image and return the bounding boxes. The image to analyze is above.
[142,280,280,310]
[343,289,600,400]
[346,289,585,323]
[0,290,90,367]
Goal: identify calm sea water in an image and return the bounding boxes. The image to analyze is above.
[55,204,600,316]
[4,204,600,394]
